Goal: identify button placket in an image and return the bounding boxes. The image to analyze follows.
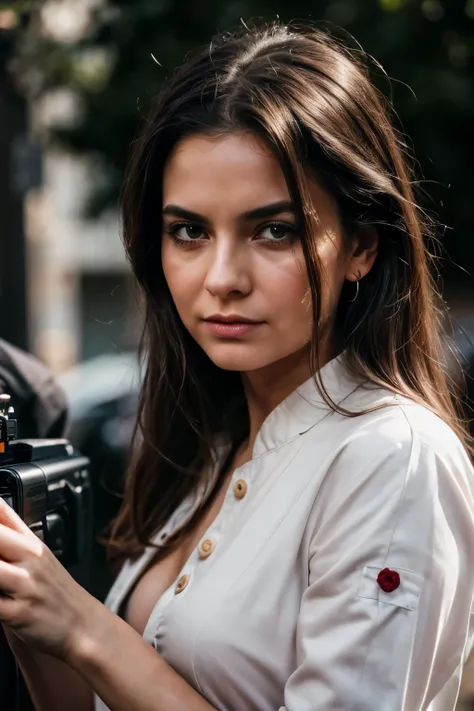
[192,459,255,571]
[168,462,244,592]
[146,457,257,646]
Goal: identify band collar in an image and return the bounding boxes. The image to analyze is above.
[251,351,365,458]
[164,352,367,542]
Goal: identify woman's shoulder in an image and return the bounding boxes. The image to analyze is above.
[300,356,469,465]
[340,382,469,461]
[299,383,473,496]
[392,397,467,457]
[301,391,474,543]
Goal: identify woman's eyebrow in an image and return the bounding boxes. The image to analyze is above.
[239,200,296,220]
[162,200,296,223]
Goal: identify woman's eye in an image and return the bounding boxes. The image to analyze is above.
[169,224,205,241]
[258,223,296,243]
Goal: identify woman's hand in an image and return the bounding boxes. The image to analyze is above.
[0,498,217,711]
[0,496,95,661]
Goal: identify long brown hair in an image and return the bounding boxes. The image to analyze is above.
[107,21,471,564]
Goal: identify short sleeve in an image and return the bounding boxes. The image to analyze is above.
[280,421,474,711]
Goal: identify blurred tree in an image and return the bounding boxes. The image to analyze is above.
[11,0,474,284]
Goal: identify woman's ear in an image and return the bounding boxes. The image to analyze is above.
[345,225,378,282]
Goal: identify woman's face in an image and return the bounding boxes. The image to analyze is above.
[161,131,372,374]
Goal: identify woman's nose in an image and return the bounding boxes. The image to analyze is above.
[203,242,252,299]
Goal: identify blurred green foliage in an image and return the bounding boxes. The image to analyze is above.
[11,0,474,281]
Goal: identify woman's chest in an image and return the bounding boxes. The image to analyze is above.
[151,488,313,711]
[123,471,233,636]
[105,436,337,709]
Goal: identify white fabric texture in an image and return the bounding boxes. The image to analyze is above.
[94,354,474,711]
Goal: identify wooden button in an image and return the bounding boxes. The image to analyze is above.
[175,574,190,594]
[234,479,248,499]
[198,538,215,559]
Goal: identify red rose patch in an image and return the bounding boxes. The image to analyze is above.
[377,567,400,593]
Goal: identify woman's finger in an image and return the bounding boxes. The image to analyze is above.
[0,560,29,596]
[0,496,31,536]
[0,523,42,562]
[0,593,21,626]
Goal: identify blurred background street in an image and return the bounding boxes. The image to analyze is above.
[0,0,473,707]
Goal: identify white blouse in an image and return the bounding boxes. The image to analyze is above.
[95,355,474,711]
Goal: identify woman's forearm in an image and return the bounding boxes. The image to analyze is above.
[3,625,93,711]
[68,599,217,711]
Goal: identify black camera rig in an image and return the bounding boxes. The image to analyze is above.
[0,393,92,710]
[0,393,92,567]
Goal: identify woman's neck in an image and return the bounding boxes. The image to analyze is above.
[240,341,339,459]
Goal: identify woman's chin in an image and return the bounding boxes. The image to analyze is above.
[204,345,274,373]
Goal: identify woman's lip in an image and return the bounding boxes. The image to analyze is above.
[203,320,263,337]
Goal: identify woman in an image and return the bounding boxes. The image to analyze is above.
[1,21,473,711]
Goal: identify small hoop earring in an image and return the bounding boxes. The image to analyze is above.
[348,272,361,303]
